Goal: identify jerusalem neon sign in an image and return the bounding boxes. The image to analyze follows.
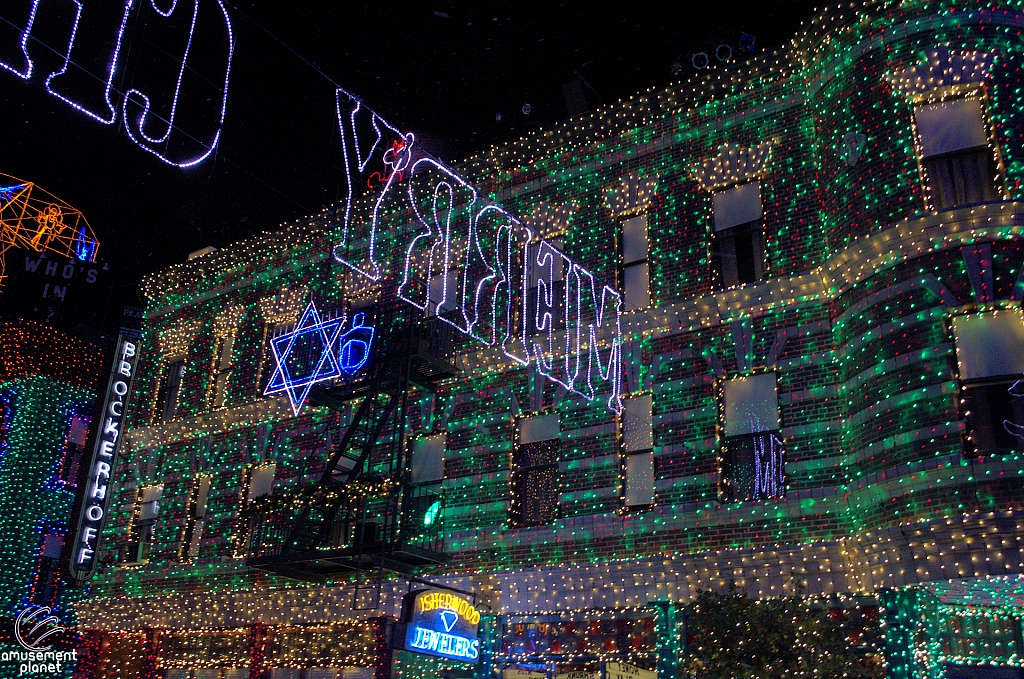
[331,89,624,413]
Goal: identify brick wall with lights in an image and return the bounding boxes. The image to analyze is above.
[0,321,102,650]
[73,1,1024,677]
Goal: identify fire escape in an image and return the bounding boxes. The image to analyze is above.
[244,280,458,589]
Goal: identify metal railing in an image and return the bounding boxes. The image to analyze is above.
[244,483,444,563]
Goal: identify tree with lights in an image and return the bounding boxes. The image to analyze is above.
[681,584,874,679]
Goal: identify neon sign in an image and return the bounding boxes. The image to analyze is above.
[338,312,374,375]
[331,89,624,413]
[68,334,139,581]
[402,590,481,663]
[0,175,100,289]
[1,0,234,168]
[264,301,375,414]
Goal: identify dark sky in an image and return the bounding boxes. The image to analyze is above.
[1,0,816,331]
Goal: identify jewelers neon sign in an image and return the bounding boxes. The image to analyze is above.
[331,89,624,413]
[402,589,481,663]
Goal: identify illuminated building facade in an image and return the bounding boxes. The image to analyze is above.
[0,321,103,650]
[76,1,1024,677]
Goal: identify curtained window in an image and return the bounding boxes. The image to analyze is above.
[720,373,784,501]
[915,98,998,210]
[513,413,560,526]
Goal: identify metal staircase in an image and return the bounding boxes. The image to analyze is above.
[244,291,456,584]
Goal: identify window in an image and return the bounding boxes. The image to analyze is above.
[621,395,654,507]
[961,382,1024,455]
[156,358,185,423]
[137,485,163,534]
[57,413,91,486]
[246,463,276,501]
[512,413,560,526]
[408,433,446,540]
[620,215,650,310]
[944,613,1021,663]
[181,475,212,560]
[121,484,163,564]
[952,310,1024,456]
[428,270,459,318]
[719,372,784,502]
[409,432,446,485]
[29,530,64,607]
[915,97,998,210]
[210,333,235,409]
[256,320,287,394]
[235,464,275,558]
[711,181,766,288]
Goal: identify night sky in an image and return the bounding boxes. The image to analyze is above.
[1,0,816,334]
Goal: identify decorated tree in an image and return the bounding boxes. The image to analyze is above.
[681,585,875,679]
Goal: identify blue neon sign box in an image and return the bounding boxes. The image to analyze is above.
[401,590,481,663]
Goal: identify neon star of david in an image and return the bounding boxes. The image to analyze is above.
[265,301,343,415]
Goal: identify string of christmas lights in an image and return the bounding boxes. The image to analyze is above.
[70,1,1024,676]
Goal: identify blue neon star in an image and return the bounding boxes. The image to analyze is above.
[265,301,343,414]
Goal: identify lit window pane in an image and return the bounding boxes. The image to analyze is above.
[723,372,780,437]
[248,464,276,500]
[623,262,650,310]
[621,215,648,264]
[411,433,446,484]
[914,98,987,157]
[622,395,653,452]
[518,413,560,444]
[625,452,654,506]
[952,310,1024,381]
[713,181,762,231]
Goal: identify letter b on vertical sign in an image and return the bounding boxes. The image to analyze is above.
[0,0,233,168]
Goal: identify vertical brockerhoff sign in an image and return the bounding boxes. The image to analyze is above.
[67,333,139,582]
